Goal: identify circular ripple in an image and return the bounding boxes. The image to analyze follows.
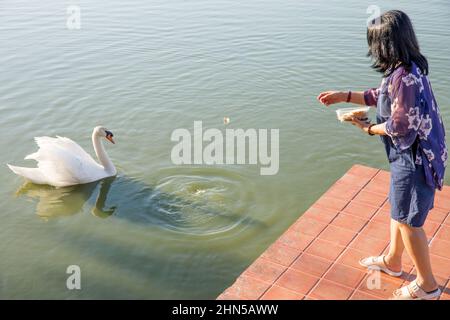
[148,166,256,236]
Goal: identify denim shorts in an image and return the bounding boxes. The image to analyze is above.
[389,161,435,228]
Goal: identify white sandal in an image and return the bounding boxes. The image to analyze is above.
[391,280,441,300]
[359,255,403,277]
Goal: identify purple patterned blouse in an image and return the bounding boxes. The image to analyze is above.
[364,62,447,190]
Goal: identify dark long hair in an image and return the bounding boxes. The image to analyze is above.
[367,10,428,76]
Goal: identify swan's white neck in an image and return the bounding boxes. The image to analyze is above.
[92,131,116,175]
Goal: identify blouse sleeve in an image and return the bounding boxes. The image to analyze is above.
[363,88,379,106]
[385,72,422,150]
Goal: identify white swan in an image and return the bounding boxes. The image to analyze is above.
[7,126,117,187]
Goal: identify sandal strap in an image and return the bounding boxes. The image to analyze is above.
[407,280,420,298]
[370,255,384,264]
[394,281,418,299]
[381,255,388,267]
[399,285,413,298]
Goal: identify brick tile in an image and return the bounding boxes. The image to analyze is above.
[349,233,388,254]
[445,214,450,226]
[347,165,379,179]
[216,291,241,300]
[325,183,361,201]
[360,220,390,241]
[364,180,389,196]
[434,194,450,211]
[291,253,333,278]
[374,211,391,225]
[314,195,348,212]
[318,225,357,247]
[439,281,450,300]
[336,247,368,270]
[439,289,450,300]
[423,220,441,238]
[429,238,450,260]
[260,285,304,300]
[309,279,354,300]
[350,290,382,300]
[353,190,387,208]
[434,225,450,242]
[342,201,379,220]
[277,229,315,252]
[372,170,390,184]
[372,209,391,225]
[401,251,415,268]
[305,238,346,261]
[381,200,391,212]
[331,213,368,232]
[262,242,302,267]
[223,275,271,300]
[290,216,328,238]
[357,272,403,299]
[428,207,449,224]
[324,263,366,288]
[275,269,319,295]
[336,173,369,188]
[301,205,339,224]
[430,254,450,278]
[438,186,450,198]
[243,257,286,284]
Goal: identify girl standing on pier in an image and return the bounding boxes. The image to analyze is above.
[318,10,447,300]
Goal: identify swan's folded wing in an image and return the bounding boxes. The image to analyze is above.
[55,136,100,165]
[27,136,96,164]
[26,136,103,186]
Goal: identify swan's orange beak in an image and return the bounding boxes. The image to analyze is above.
[106,135,115,144]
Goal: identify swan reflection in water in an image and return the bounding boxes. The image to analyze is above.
[16,176,117,219]
[15,173,266,234]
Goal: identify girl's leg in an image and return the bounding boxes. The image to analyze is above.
[384,219,404,272]
[396,223,438,292]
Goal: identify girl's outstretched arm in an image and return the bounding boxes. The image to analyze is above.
[317,91,367,106]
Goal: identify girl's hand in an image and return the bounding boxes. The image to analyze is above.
[350,117,370,133]
[317,91,346,106]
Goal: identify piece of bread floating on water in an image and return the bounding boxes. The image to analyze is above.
[336,107,370,123]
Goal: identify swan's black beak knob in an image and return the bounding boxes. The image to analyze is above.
[105,130,115,144]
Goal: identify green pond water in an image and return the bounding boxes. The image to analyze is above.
[0,0,449,299]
